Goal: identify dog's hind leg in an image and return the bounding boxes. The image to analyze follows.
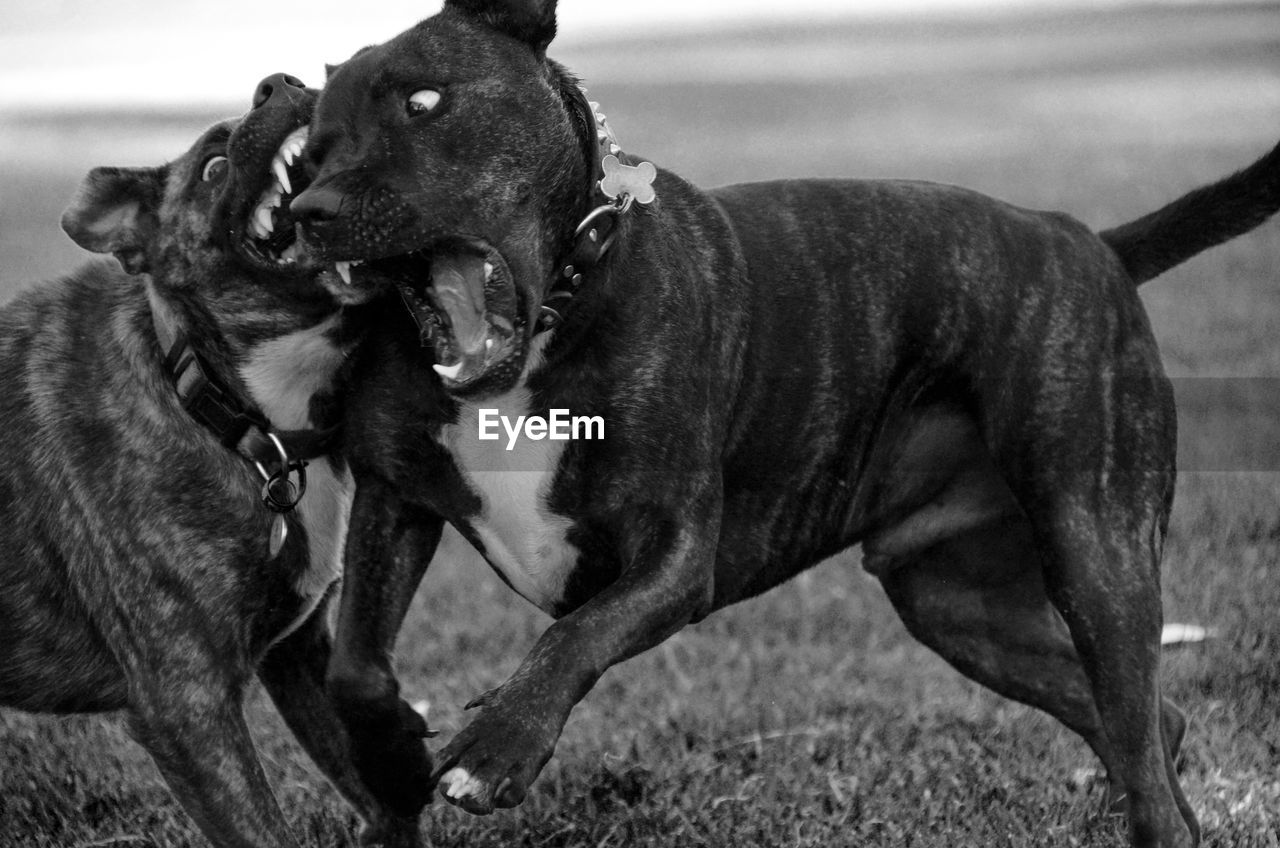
[1012,488,1194,848]
[876,514,1190,831]
[259,600,424,848]
[126,673,300,848]
[972,352,1195,848]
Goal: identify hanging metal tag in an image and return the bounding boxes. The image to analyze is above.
[252,431,306,559]
[268,514,288,558]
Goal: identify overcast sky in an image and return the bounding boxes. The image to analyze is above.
[0,0,1256,110]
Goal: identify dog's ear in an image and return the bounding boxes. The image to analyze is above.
[445,0,557,53]
[61,166,167,276]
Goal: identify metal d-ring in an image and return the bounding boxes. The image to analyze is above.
[255,432,307,513]
[539,290,577,329]
[254,431,291,483]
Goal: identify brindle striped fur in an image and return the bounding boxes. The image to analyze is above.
[297,3,1279,846]
[0,86,424,847]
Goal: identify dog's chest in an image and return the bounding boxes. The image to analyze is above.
[240,318,352,635]
[442,393,580,615]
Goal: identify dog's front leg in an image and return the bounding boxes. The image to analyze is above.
[434,489,722,815]
[126,678,301,848]
[260,602,424,848]
[327,476,443,817]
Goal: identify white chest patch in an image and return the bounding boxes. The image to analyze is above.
[239,316,347,432]
[442,389,580,614]
[240,317,353,641]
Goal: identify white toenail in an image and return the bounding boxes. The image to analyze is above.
[443,767,470,798]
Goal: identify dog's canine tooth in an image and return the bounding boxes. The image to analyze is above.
[272,159,292,195]
[255,204,275,236]
[433,361,464,380]
[335,261,352,285]
[249,214,269,240]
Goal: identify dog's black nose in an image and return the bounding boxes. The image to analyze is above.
[252,73,307,110]
[290,184,346,223]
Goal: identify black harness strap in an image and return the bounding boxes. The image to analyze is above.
[150,300,338,509]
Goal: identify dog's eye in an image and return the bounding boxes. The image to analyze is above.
[407,89,441,116]
[201,155,229,183]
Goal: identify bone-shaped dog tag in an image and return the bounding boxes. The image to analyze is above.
[599,155,657,206]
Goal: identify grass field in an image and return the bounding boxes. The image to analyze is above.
[2,4,1279,847]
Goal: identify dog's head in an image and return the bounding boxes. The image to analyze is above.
[61,74,349,322]
[292,0,599,396]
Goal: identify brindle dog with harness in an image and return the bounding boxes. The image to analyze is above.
[0,77,423,847]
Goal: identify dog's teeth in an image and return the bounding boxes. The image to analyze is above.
[281,146,295,166]
[255,204,275,235]
[483,261,494,281]
[272,158,292,195]
[485,338,495,353]
[249,215,268,240]
[267,191,283,209]
[433,361,464,380]
[335,261,353,285]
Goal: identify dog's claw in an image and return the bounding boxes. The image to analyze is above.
[463,687,500,711]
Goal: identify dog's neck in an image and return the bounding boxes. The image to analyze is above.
[145,284,346,459]
[537,89,655,336]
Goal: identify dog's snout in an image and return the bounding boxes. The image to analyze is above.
[252,73,307,111]
[290,184,346,224]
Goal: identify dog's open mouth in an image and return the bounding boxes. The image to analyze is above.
[346,241,526,390]
[240,127,312,268]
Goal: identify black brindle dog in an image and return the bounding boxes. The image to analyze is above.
[290,2,1280,845]
[1,77,422,847]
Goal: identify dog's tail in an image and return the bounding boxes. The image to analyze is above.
[1099,139,1280,285]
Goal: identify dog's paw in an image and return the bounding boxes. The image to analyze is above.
[346,698,436,817]
[432,708,559,815]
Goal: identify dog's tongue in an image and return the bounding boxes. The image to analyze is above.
[430,253,499,384]
[431,253,490,361]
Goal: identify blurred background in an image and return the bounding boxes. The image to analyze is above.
[2,2,1279,846]
[4,0,1277,317]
